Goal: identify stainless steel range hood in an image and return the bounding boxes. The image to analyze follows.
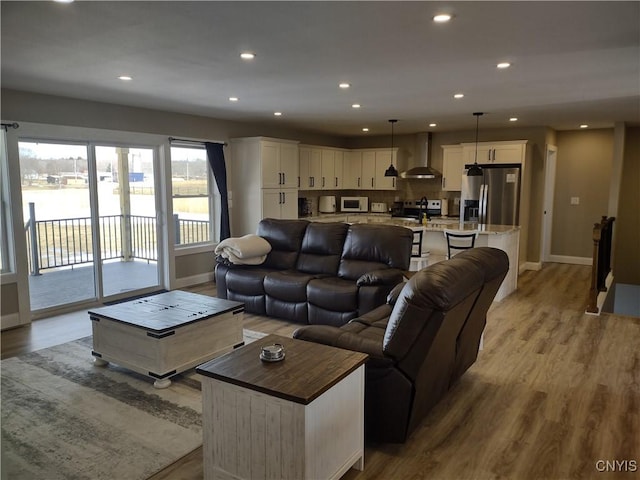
[399,132,441,179]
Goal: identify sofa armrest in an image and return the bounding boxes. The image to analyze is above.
[356,268,404,287]
[293,325,386,361]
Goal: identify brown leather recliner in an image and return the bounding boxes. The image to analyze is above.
[293,247,509,443]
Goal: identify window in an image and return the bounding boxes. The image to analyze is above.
[170,145,213,245]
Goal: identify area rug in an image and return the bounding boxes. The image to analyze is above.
[1,330,267,480]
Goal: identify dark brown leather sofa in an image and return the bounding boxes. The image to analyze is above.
[293,247,509,443]
[215,218,413,326]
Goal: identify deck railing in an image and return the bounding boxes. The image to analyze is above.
[25,203,210,275]
[586,215,615,314]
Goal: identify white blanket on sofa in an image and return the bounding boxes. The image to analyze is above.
[214,234,272,265]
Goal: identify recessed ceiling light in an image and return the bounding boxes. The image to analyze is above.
[433,14,452,23]
[497,62,511,69]
[453,93,464,99]
[362,127,369,132]
[509,117,518,122]
[53,0,74,3]
[118,75,132,81]
[274,112,282,116]
[240,52,256,60]
[339,83,351,89]
[352,104,361,109]
[229,97,239,102]
[429,123,437,127]
[580,124,589,128]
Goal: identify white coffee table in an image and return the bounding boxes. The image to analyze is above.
[89,291,244,388]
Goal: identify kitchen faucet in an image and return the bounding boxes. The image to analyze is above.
[419,197,428,224]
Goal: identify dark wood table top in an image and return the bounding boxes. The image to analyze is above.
[88,290,244,333]
[196,334,368,405]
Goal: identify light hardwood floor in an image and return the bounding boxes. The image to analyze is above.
[2,263,638,479]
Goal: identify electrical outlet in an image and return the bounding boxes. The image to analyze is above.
[570,196,580,205]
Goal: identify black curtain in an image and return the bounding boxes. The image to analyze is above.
[205,142,231,241]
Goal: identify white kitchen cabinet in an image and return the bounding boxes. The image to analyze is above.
[334,150,344,189]
[230,137,300,235]
[462,140,527,165]
[343,151,363,189]
[321,149,338,189]
[362,151,376,189]
[260,141,298,189]
[373,149,398,190]
[441,145,464,191]
[349,149,397,190]
[299,146,322,189]
[262,188,298,219]
[300,146,345,190]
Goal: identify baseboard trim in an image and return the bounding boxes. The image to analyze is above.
[519,262,542,274]
[547,255,592,266]
[174,272,214,289]
[1,312,23,331]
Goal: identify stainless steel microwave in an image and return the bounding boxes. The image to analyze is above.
[340,196,369,212]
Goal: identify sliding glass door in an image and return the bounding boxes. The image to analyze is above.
[18,140,161,312]
[19,141,96,310]
[94,145,159,297]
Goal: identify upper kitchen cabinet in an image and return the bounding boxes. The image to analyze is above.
[321,148,344,189]
[261,140,299,189]
[230,137,300,235]
[461,140,527,165]
[441,145,464,191]
[351,149,397,190]
[343,151,363,189]
[299,146,346,190]
[302,145,396,191]
[299,146,322,189]
[373,149,398,190]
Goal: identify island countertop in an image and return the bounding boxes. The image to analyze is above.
[304,213,519,235]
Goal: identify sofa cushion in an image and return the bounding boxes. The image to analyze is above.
[338,224,413,280]
[257,218,309,270]
[307,277,358,312]
[226,268,276,295]
[264,271,318,302]
[266,298,308,324]
[297,222,349,275]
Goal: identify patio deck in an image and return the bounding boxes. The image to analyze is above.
[28,260,159,311]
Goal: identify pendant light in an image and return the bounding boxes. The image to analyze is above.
[467,112,484,176]
[384,119,399,177]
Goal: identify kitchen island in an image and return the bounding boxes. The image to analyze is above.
[306,214,519,301]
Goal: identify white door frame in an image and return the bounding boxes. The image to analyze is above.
[541,144,558,263]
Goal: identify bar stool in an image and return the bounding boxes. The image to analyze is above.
[409,229,429,271]
[444,229,478,259]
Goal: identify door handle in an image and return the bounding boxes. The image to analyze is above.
[322,177,325,187]
[442,177,446,189]
[335,177,338,187]
[282,172,286,184]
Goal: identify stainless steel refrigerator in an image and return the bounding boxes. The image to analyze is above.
[459,163,521,226]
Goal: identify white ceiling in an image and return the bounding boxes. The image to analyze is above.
[2,1,639,137]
